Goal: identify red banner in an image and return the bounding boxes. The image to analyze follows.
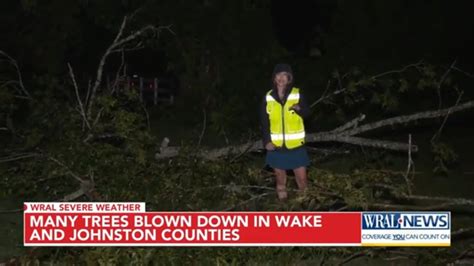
[23,203,450,246]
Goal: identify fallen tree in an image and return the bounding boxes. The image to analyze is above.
[156,99,474,160]
[0,13,172,203]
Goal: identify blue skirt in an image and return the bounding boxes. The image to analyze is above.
[265,146,310,170]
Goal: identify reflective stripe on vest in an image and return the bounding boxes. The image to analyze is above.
[265,87,305,149]
[266,93,300,101]
[270,132,306,141]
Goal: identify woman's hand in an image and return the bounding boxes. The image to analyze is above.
[289,104,301,112]
[265,142,276,151]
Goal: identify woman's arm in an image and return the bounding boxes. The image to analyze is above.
[259,97,271,147]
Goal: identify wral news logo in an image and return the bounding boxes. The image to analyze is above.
[361,212,451,246]
[362,212,450,230]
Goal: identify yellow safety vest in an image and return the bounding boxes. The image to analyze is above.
[265,87,305,149]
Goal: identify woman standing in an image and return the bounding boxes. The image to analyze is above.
[260,63,311,201]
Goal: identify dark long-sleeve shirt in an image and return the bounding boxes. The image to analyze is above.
[259,87,311,149]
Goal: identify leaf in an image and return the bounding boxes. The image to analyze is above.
[347,81,357,92]
[399,78,408,92]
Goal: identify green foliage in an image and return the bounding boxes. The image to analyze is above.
[431,141,458,175]
[313,60,464,131]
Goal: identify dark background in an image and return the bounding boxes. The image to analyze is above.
[2,1,474,85]
[2,0,474,129]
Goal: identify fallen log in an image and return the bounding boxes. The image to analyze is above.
[156,100,474,160]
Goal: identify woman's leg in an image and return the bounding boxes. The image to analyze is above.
[274,168,287,200]
[294,166,308,192]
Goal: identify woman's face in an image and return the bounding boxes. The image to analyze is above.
[274,72,291,88]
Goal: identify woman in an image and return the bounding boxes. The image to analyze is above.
[260,63,311,201]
